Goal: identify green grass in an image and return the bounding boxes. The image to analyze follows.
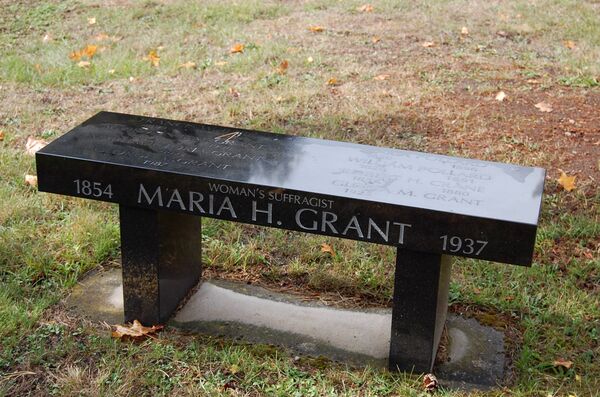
[1,0,599,395]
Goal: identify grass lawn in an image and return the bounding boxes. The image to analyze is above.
[1,0,599,395]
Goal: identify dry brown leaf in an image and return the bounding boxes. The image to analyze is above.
[144,50,160,67]
[461,26,469,35]
[77,61,91,68]
[423,373,439,392]
[327,77,339,86]
[112,320,164,340]
[230,43,245,54]
[495,91,507,101]
[371,36,381,43]
[557,170,576,192]
[87,17,96,25]
[0,130,4,141]
[373,74,390,81]
[320,243,335,256]
[228,87,240,98]
[25,175,38,187]
[563,40,576,49]
[179,61,197,69]
[534,102,553,112]
[553,358,574,369]
[276,60,289,75]
[25,137,48,155]
[308,26,325,33]
[357,4,374,12]
[421,41,435,48]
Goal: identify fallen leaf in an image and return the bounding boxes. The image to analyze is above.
[306,56,314,63]
[576,374,582,382]
[25,175,38,187]
[276,60,289,75]
[308,26,325,33]
[461,26,469,35]
[320,243,335,256]
[84,44,98,58]
[423,373,438,392]
[77,61,91,68]
[42,33,52,43]
[228,87,240,98]
[535,101,553,112]
[421,41,435,48]
[371,36,381,43]
[229,364,240,375]
[557,170,576,192]
[0,131,4,141]
[563,40,576,49]
[553,358,573,369]
[327,77,339,86]
[495,91,507,101]
[357,4,374,12]
[111,320,164,340]
[230,43,245,54]
[144,50,160,67]
[25,137,48,155]
[373,74,390,81]
[87,17,96,25]
[94,33,109,41]
[108,69,115,74]
[34,64,42,73]
[179,61,197,69]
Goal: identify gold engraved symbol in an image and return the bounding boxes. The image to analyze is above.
[214,131,242,144]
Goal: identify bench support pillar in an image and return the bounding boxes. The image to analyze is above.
[119,206,202,325]
[389,250,452,373]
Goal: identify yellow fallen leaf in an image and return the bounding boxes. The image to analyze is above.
[84,44,97,58]
[320,243,335,256]
[87,17,96,25]
[373,74,390,81]
[25,175,38,187]
[557,171,576,192]
[327,77,339,86]
[357,4,374,12]
[576,374,581,382]
[308,26,325,33]
[144,50,160,67]
[179,61,197,69]
[495,91,507,101]
[25,137,48,155]
[461,26,469,35]
[371,36,381,43]
[108,69,115,74]
[535,101,553,112]
[276,60,289,75]
[422,41,435,48]
[77,61,91,68]
[563,40,576,49]
[230,43,244,54]
[112,320,164,340]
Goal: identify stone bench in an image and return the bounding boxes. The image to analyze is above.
[36,112,545,372]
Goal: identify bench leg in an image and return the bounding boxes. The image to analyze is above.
[119,205,202,325]
[389,249,452,372]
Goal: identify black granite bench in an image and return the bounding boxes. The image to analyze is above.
[36,112,545,372]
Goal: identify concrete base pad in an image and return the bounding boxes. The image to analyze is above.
[66,269,505,390]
